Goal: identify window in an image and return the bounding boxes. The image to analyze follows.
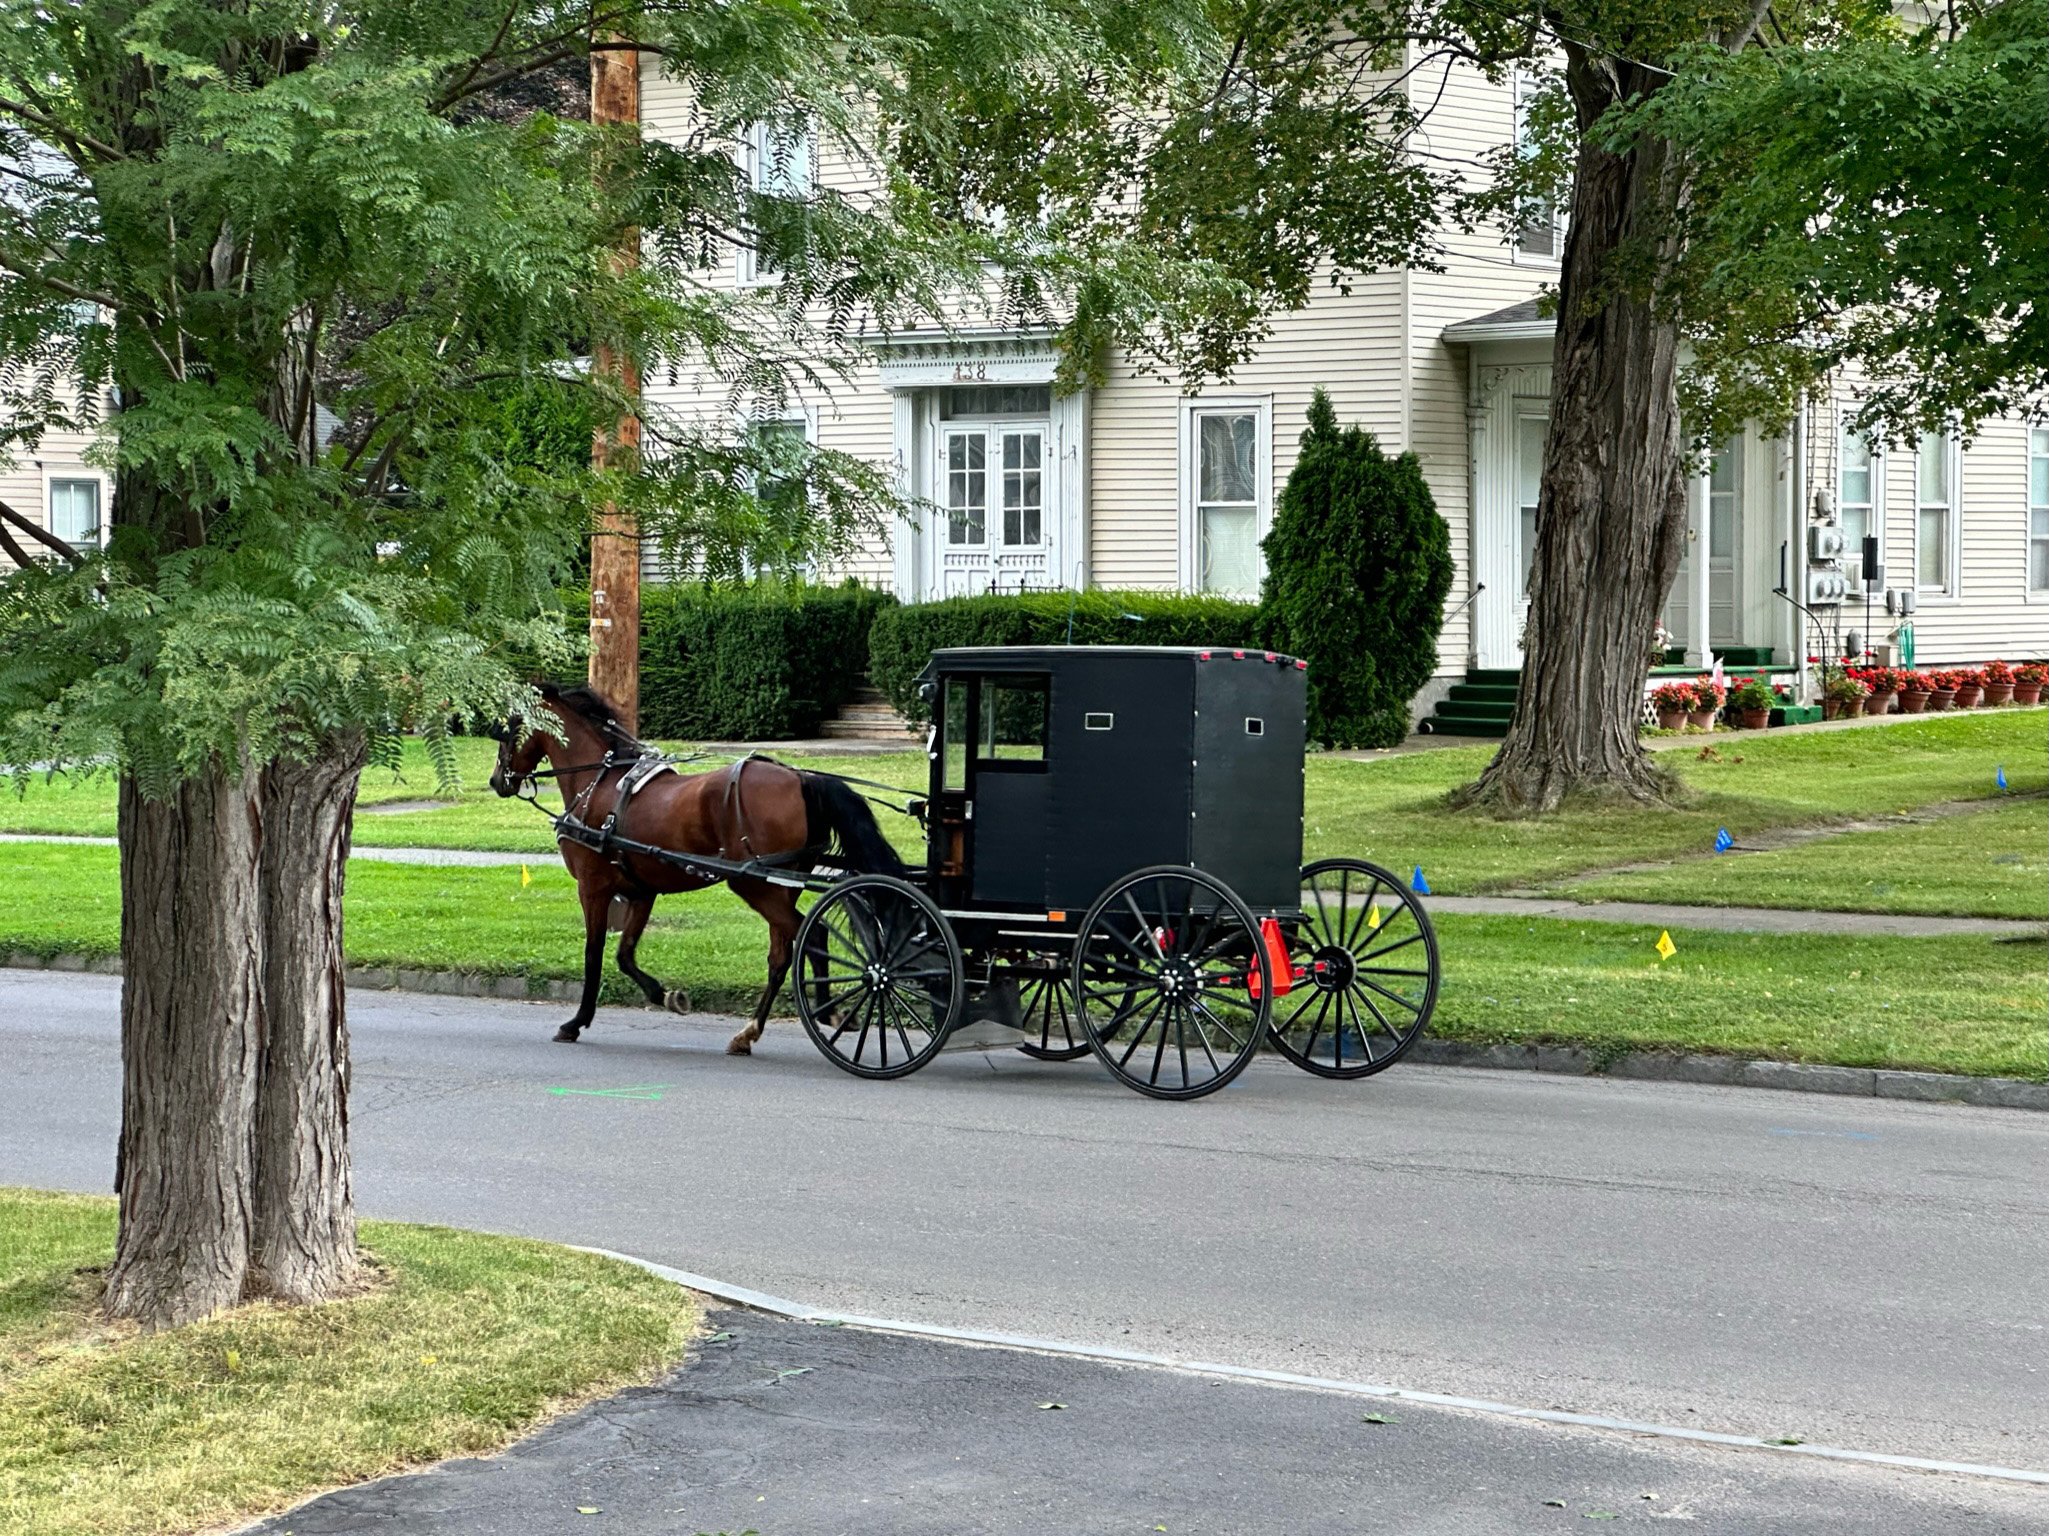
[1839,428,1878,581]
[939,385,1050,419]
[941,678,970,789]
[944,429,987,547]
[999,430,1043,547]
[1916,430,1957,593]
[1185,402,1267,596]
[738,119,810,284]
[977,679,1048,764]
[749,416,810,575]
[1513,73,1563,261]
[1709,436,1742,560]
[2030,428,2048,593]
[1515,413,1544,594]
[47,478,102,548]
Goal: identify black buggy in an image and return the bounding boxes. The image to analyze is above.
[791,646,1441,1100]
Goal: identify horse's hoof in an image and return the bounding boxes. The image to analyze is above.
[553,1026,583,1044]
[665,988,692,1017]
[725,1035,752,1056]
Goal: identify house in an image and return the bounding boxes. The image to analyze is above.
[0,416,107,565]
[640,52,2049,731]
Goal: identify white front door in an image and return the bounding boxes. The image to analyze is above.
[1706,436,1741,644]
[931,421,1052,596]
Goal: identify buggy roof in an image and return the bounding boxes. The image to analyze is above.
[917,644,1301,682]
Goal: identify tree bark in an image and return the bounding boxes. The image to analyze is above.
[247,735,368,1303]
[106,764,265,1329]
[1458,54,1693,814]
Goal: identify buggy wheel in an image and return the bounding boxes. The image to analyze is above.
[1269,858,1438,1079]
[794,875,964,1080]
[1072,866,1272,1101]
[1012,964,1090,1061]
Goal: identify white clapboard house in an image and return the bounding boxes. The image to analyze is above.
[641,53,2049,734]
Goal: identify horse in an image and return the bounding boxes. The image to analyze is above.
[488,682,907,1051]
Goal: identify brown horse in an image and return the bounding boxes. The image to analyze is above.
[489,682,907,1050]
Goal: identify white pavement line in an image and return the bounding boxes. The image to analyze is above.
[580,1247,2049,1491]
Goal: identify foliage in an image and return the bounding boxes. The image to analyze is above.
[1726,674,1777,711]
[1257,390,1452,748]
[1650,683,1696,714]
[0,1189,694,1536]
[637,581,896,740]
[1632,0,2047,442]
[866,589,1261,720]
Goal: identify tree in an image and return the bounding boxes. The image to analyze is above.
[1261,390,1453,749]
[1637,0,2046,444]
[0,0,1457,1328]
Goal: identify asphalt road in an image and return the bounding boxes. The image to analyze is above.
[4,969,2046,1488]
[246,1309,2049,1536]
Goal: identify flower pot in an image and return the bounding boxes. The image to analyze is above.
[2015,684,2043,706]
[1953,684,1983,708]
[1843,696,1865,718]
[1821,698,1843,720]
[1737,707,1771,730]
[1656,709,1687,731]
[1866,690,1895,717]
[1982,682,2014,706]
[1686,709,1715,730]
[1928,688,1956,711]
[1899,689,1931,713]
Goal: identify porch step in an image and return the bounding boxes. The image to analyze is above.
[1421,669,1518,739]
[818,685,920,741]
[1445,682,1520,706]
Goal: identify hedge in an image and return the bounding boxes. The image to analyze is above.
[868,589,1262,720]
[639,581,896,740]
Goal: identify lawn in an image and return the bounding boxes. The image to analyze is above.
[0,1187,696,1536]
[1551,795,2049,919]
[3,842,2041,1079]
[4,712,2041,899]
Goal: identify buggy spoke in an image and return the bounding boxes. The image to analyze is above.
[1344,876,1387,951]
[1124,892,1164,959]
[1354,987,1407,1047]
[1190,998,1249,1056]
[1358,975,1424,1014]
[1116,995,1168,1069]
[1355,931,1425,964]
[1300,990,1333,1060]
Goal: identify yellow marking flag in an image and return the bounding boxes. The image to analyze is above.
[520,864,533,889]
[1367,904,1383,930]
[1654,930,1676,961]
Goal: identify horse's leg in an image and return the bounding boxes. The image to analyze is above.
[615,894,688,1013]
[727,879,801,1056]
[556,880,612,1044]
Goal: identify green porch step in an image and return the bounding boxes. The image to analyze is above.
[1423,668,1519,738]
[1446,682,1520,706]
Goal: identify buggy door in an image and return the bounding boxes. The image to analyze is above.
[966,674,1051,906]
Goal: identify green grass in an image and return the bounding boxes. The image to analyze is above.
[0,1188,696,1536]
[2,842,2041,1078]
[5,712,2040,893]
[1552,796,2049,919]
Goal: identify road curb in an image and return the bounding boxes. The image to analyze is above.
[577,1247,2049,1489]
[6,950,2042,1111]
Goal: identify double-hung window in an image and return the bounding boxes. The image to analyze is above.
[738,119,810,285]
[1183,400,1268,597]
[1839,428,1878,585]
[47,478,102,549]
[2029,428,2049,594]
[1916,431,1958,594]
[1512,72,1563,261]
[1516,412,1545,594]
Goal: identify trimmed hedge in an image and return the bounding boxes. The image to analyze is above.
[868,589,1262,720]
[639,582,896,740]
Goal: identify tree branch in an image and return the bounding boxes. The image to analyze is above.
[0,248,122,311]
[0,94,125,163]
[0,497,86,565]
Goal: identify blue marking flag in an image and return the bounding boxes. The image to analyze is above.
[1714,826,1734,853]
[1410,864,1430,895]
[1996,765,2008,791]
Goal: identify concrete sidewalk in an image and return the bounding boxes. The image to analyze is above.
[244,1309,2049,1536]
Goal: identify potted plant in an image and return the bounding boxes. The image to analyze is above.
[1951,667,1985,709]
[1650,682,1694,731]
[1897,670,1934,713]
[1980,659,2016,707]
[2014,661,2047,707]
[1926,668,1959,710]
[1727,674,1776,729]
[1688,675,1725,729]
[1858,666,1899,717]
[1823,669,1870,719]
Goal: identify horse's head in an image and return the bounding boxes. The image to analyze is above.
[488,713,557,797]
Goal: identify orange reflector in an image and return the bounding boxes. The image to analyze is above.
[1248,918,1293,999]
[1047,910,1066,922]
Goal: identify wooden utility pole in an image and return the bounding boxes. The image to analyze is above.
[589,32,642,731]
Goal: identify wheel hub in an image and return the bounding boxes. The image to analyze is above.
[1312,945,1356,991]
[1156,959,1199,996]
[865,961,891,987]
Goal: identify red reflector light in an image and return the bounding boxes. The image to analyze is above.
[1233,649,1245,659]
[1295,659,1308,671]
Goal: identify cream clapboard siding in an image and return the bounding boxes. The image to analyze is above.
[0,412,106,572]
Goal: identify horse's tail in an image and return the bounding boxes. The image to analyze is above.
[799,771,909,877]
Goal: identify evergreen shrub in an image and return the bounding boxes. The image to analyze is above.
[1259,390,1453,747]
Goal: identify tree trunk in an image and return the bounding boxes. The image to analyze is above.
[1458,56,1693,813]
[106,764,265,1329]
[247,735,368,1303]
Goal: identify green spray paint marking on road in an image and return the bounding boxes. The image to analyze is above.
[546,1084,671,1101]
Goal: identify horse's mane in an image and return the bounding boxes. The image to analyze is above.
[536,681,646,751]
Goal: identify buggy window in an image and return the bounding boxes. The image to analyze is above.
[977,678,1049,765]
[941,678,971,790]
